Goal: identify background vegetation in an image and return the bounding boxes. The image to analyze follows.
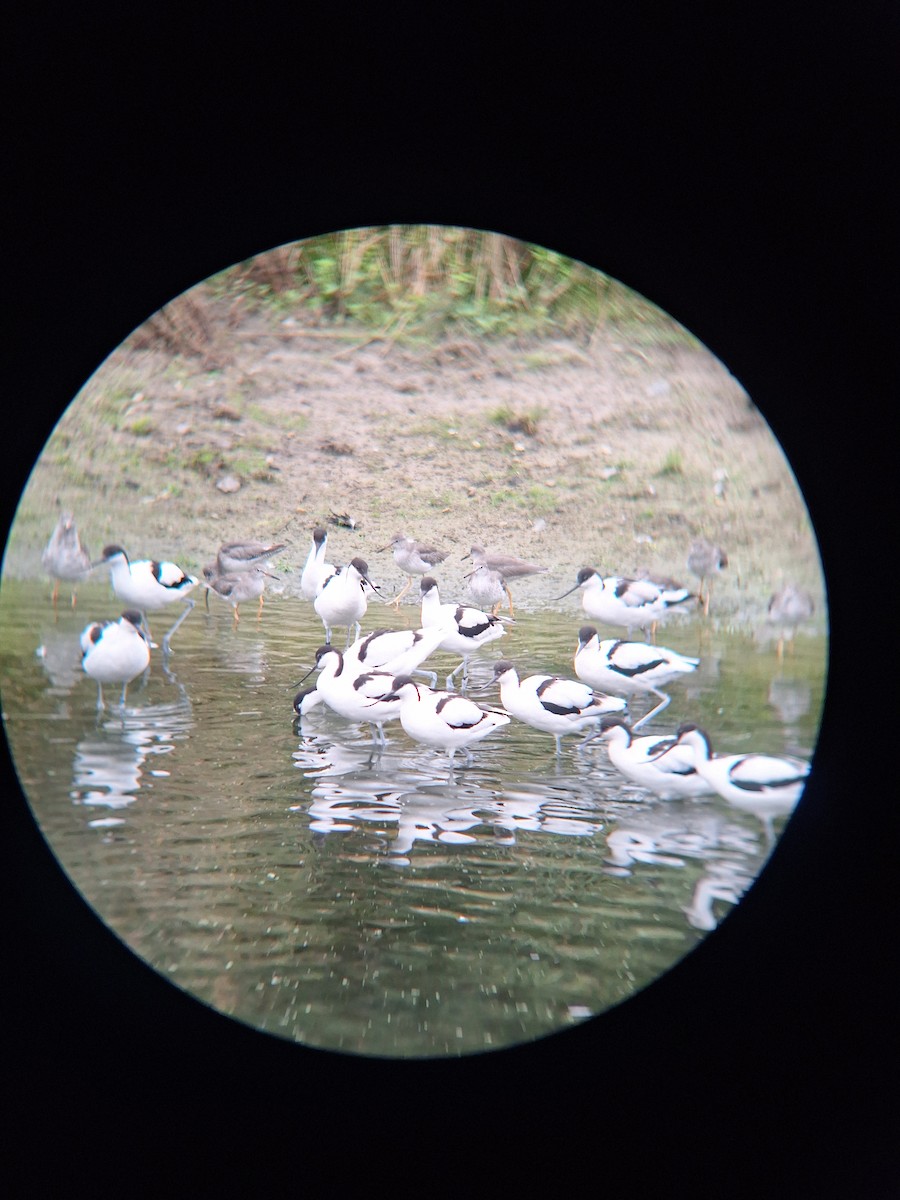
[138,226,695,356]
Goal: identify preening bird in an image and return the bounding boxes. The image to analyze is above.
[203,564,275,623]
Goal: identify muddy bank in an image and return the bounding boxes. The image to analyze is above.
[4,302,823,626]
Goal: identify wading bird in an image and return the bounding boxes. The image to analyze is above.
[463,544,548,616]
[574,625,699,729]
[490,660,626,754]
[42,510,92,611]
[419,576,506,691]
[95,544,198,653]
[379,533,449,607]
[379,674,510,765]
[80,609,151,709]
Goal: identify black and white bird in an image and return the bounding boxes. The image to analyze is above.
[556,567,693,637]
[379,674,510,765]
[419,576,506,691]
[660,723,809,838]
[491,660,626,754]
[292,685,326,718]
[42,510,92,610]
[574,626,699,729]
[463,544,548,616]
[378,532,449,606]
[297,645,402,746]
[80,609,151,709]
[687,539,728,616]
[300,527,335,600]
[767,584,815,658]
[594,716,715,799]
[313,557,381,646]
[94,544,198,652]
[342,624,449,687]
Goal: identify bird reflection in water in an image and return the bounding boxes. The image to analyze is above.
[70,688,193,820]
[603,807,761,930]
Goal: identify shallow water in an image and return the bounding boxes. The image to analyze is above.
[0,578,826,1057]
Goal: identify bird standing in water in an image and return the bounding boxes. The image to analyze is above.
[767,584,815,658]
[94,544,198,653]
[80,609,151,710]
[215,539,285,575]
[556,567,693,638]
[687,539,728,616]
[490,660,626,754]
[655,723,809,842]
[300,527,335,600]
[463,544,548,616]
[202,564,276,624]
[379,675,511,765]
[42,510,92,611]
[419,576,506,691]
[314,557,382,646]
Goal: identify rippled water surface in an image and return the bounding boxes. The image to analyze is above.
[1,579,826,1056]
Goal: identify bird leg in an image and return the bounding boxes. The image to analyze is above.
[445,657,469,693]
[701,578,712,617]
[631,688,671,731]
[161,599,195,654]
[503,582,515,618]
[390,576,413,608]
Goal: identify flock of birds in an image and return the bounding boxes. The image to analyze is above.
[40,509,815,829]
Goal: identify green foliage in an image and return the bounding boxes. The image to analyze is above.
[215,226,693,344]
[489,405,544,436]
[655,449,684,477]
